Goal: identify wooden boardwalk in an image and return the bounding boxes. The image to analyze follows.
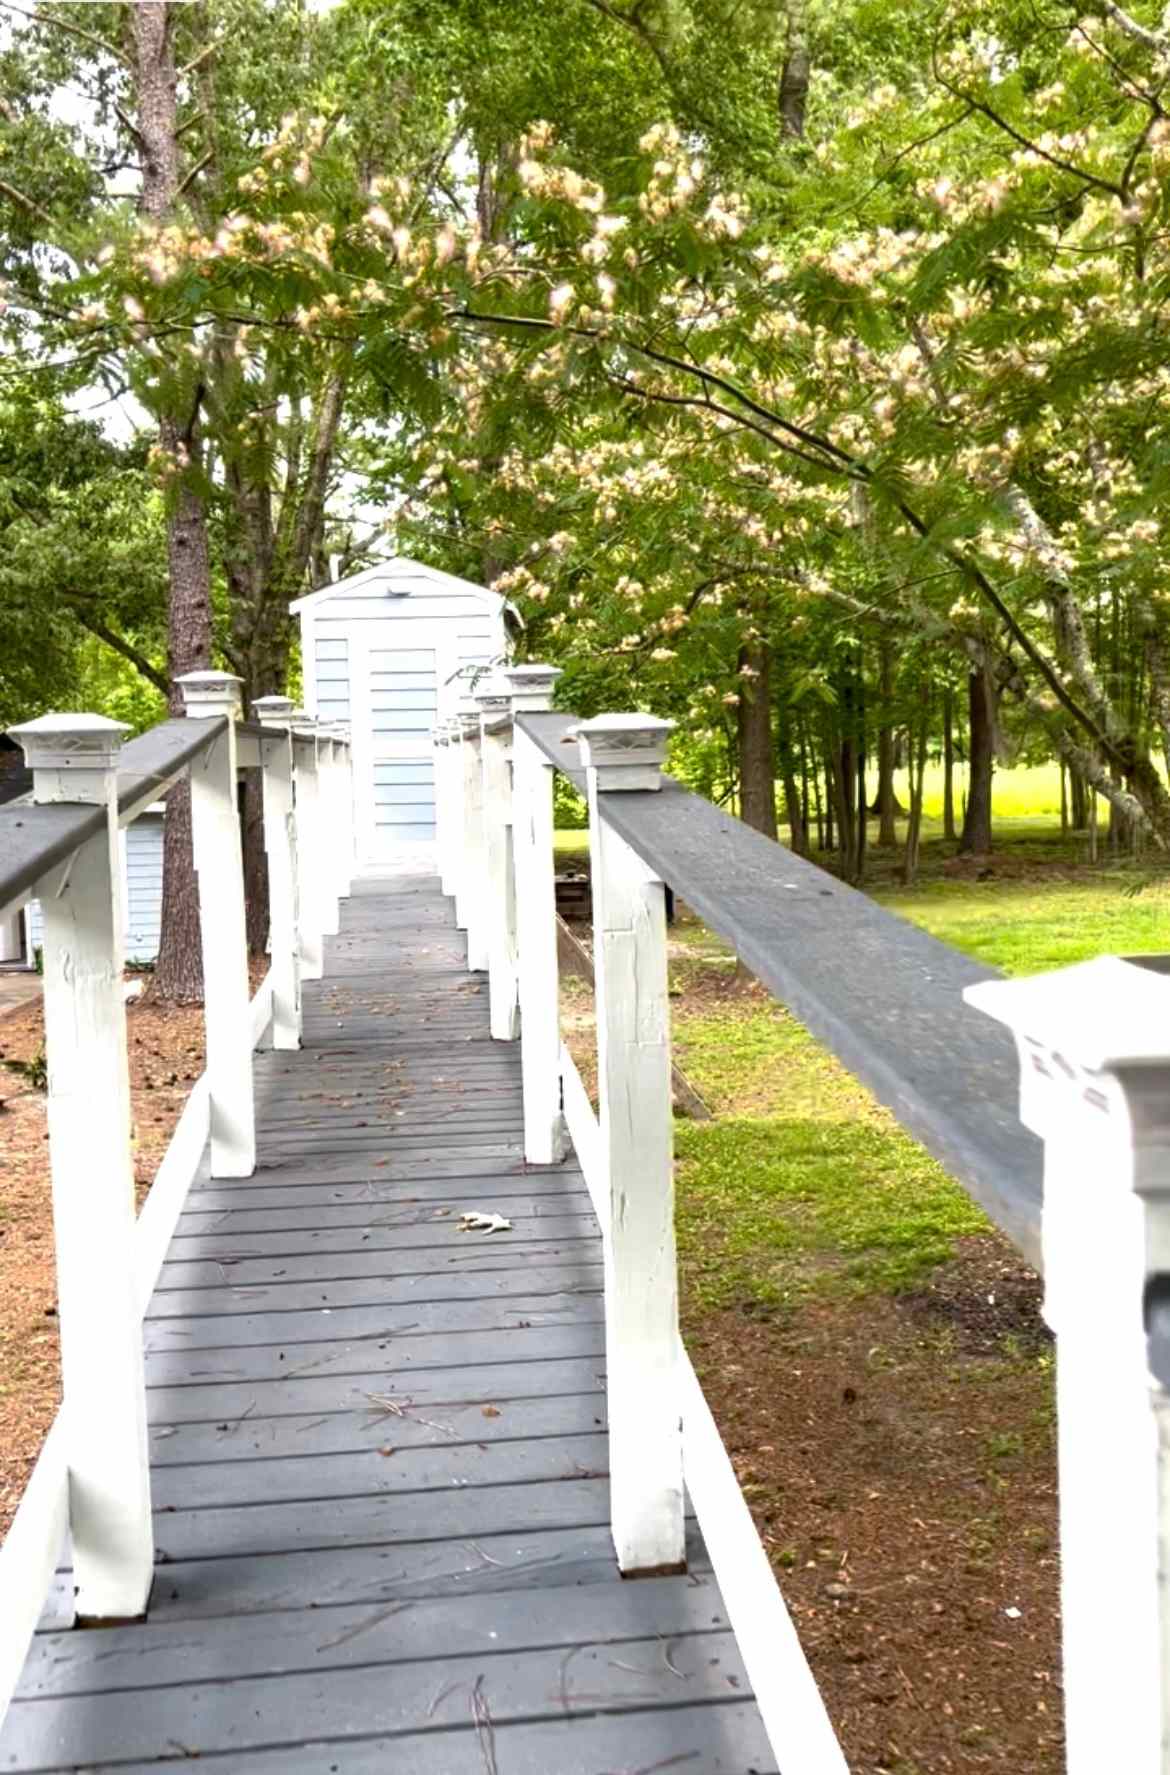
[1,873,775,1773]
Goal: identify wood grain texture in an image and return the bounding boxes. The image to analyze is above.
[0,871,771,1773]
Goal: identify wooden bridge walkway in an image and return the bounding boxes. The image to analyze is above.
[1,873,774,1773]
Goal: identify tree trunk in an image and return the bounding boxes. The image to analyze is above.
[873,638,898,844]
[736,642,778,839]
[778,0,810,139]
[242,773,269,955]
[155,413,213,1002]
[959,669,994,855]
[782,767,806,854]
[902,718,929,885]
[942,685,957,843]
[132,1,215,1003]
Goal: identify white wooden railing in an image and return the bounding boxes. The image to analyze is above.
[433,667,1170,1775]
[0,675,354,1724]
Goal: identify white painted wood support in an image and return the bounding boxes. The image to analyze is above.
[9,713,154,1622]
[476,679,519,1041]
[966,958,1170,1775]
[179,672,256,1179]
[460,710,489,972]
[576,711,684,1575]
[450,723,470,930]
[506,667,566,1164]
[254,696,302,1051]
[434,722,456,899]
[316,731,341,938]
[333,728,356,899]
[291,715,324,982]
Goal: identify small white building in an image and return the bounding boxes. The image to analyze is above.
[292,557,512,864]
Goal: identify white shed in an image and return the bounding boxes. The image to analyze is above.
[292,557,512,863]
[23,807,164,966]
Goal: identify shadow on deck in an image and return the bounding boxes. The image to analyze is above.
[1,874,773,1773]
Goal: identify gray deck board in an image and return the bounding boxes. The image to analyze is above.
[0,871,775,1774]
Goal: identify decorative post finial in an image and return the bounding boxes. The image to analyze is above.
[9,712,129,806]
[504,663,562,715]
[474,676,514,733]
[572,713,675,792]
[177,671,244,722]
[254,694,296,728]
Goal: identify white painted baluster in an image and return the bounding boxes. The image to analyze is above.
[450,721,471,932]
[291,712,324,983]
[460,709,489,972]
[317,728,341,938]
[323,722,352,917]
[967,958,1170,1775]
[9,713,154,1621]
[179,673,256,1179]
[434,722,455,898]
[506,667,566,1164]
[254,696,302,1051]
[476,679,519,1041]
[341,732,357,889]
[575,712,684,1575]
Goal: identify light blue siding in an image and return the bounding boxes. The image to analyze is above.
[26,814,164,964]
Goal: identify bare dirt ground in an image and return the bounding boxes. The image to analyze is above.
[687,1253,1060,1774]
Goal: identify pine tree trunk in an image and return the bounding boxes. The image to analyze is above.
[736,642,778,839]
[155,415,213,1001]
[132,1,215,1003]
[959,670,995,855]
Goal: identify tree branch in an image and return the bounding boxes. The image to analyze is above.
[69,612,168,696]
[0,177,53,227]
[935,69,1125,198]
[179,39,219,80]
[1102,1,1167,52]
[0,0,130,66]
[176,149,213,198]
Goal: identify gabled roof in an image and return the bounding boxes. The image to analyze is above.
[290,555,508,616]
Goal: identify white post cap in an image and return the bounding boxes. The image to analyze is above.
[177,671,244,719]
[474,676,514,732]
[965,957,1170,1169]
[9,712,129,774]
[572,713,675,792]
[504,663,562,714]
[254,695,296,728]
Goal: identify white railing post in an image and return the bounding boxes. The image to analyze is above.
[966,958,1170,1775]
[575,711,684,1575]
[506,666,566,1164]
[9,713,154,1621]
[434,721,455,897]
[317,727,341,938]
[254,696,302,1051]
[460,707,489,971]
[475,679,519,1041]
[291,711,324,982]
[330,724,355,901]
[449,722,469,927]
[178,672,256,1179]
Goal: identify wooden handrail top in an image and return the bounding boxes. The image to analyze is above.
[0,717,227,921]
